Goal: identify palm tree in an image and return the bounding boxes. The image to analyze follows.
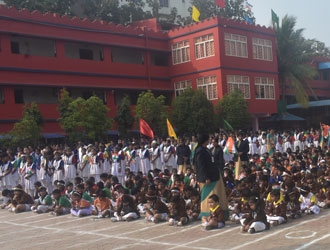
[276,15,318,108]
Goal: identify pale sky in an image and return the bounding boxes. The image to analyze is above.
[249,0,330,47]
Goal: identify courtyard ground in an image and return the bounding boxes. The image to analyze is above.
[0,208,330,250]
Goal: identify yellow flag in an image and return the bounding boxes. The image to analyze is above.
[192,5,200,22]
[167,119,178,140]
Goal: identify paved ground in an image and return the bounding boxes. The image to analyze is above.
[1,208,330,250]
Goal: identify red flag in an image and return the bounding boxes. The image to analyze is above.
[216,0,226,8]
[139,118,154,139]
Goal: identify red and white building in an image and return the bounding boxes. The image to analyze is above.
[0,6,281,135]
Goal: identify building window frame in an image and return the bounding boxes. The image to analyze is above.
[227,75,251,99]
[255,77,275,100]
[224,33,248,58]
[172,40,190,65]
[195,34,215,60]
[197,75,218,100]
[174,80,192,96]
[252,38,273,61]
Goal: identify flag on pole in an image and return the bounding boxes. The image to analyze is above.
[224,137,236,154]
[245,2,253,12]
[192,5,200,22]
[223,118,234,132]
[244,16,253,24]
[167,119,178,140]
[271,9,279,29]
[139,118,154,139]
[216,0,226,8]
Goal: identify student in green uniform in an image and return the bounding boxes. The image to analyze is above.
[50,189,71,216]
[31,186,52,213]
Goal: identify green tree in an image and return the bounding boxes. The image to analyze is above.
[215,91,251,130]
[135,90,168,137]
[60,96,112,141]
[178,0,254,25]
[276,15,318,107]
[115,95,133,137]
[4,0,76,15]
[58,89,73,129]
[10,103,43,146]
[171,88,215,136]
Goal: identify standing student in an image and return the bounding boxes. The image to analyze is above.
[235,132,249,180]
[24,155,37,197]
[78,147,90,181]
[39,151,53,194]
[63,147,76,183]
[112,147,124,185]
[140,144,151,175]
[0,153,14,190]
[53,151,65,183]
[176,138,191,175]
[89,147,102,182]
[150,141,161,171]
[164,140,176,172]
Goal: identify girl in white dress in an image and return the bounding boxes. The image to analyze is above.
[0,153,14,190]
[52,152,65,183]
[112,147,124,185]
[164,140,176,172]
[140,144,151,175]
[78,147,90,181]
[99,145,111,174]
[24,155,37,197]
[150,142,161,170]
[39,152,53,193]
[258,134,267,156]
[89,148,102,182]
[62,148,76,183]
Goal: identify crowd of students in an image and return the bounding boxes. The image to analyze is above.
[0,128,330,233]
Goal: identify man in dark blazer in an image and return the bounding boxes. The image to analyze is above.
[235,132,249,179]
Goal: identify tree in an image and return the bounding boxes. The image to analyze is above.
[60,95,113,141]
[10,102,43,146]
[276,15,318,108]
[135,90,168,137]
[115,95,133,137]
[4,0,76,15]
[178,0,254,25]
[58,88,73,130]
[171,88,215,136]
[215,91,251,130]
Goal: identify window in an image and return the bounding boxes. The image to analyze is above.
[172,40,190,65]
[14,88,24,104]
[195,34,215,59]
[224,33,248,58]
[11,41,20,54]
[227,75,250,99]
[79,49,93,60]
[174,80,192,96]
[151,52,169,66]
[111,47,144,65]
[255,77,275,99]
[160,0,169,7]
[65,42,103,61]
[253,38,273,61]
[10,36,56,57]
[197,75,218,100]
[0,88,4,104]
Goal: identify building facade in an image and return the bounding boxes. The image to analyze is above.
[0,5,279,135]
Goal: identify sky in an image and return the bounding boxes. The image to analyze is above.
[249,0,330,47]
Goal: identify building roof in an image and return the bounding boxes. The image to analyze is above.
[287,99,330,109]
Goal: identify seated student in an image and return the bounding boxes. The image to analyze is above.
[75,183,93,203]
[286,191,301,219]
[322,182,330,208]
[1,189,14,209]
[92,190,113,218]
[267,189,287,226]
[65,182,74,200]
[56,180,66,196]
[112,194,140,222]
[167,195,189,226]
[145,190,169,223]
[202,194,226,230]
[186,189,200,221]
[299,186,320,214]
[50,189,71,216]
[31,186,52,213]
[70,191,93,217]
[9,186,34,213]
[231,189,251,223]
[241,197,269,234]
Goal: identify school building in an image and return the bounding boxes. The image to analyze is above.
[0,5,285,136]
